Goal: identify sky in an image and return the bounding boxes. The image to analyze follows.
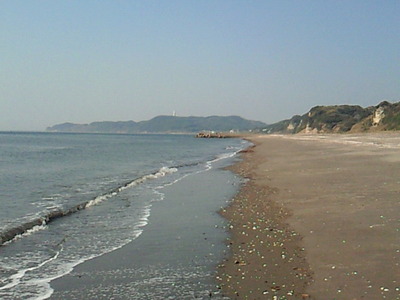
[1,0,399,131]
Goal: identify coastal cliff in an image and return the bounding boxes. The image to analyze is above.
[264,100,400,134]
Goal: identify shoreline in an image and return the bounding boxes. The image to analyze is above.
[47,148,241,299]
[218,133,399,299]
[217,137,312,299]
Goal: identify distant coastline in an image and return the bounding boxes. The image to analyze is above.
[46,100,400,136]
[46,115,267,134]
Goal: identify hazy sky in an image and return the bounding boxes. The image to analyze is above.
[1,1,399,131]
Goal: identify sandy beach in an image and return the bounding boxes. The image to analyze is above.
[218,133,399,299]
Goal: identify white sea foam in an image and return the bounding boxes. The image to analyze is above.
[160,148,243,190]
[0,203,154,300]
[3,222,47,246]
[28,226,149,300]
[0,166,178,298]
[85,167,178,208]
[85,194,111,208]
[40,205,152,298]
[0,245,61,292]
[124,167,178,189]
[206,151,238,170]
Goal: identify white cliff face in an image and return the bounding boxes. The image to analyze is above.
[373,107,385,126]
[305,122,312,133]
[304,122,318,134]
[287,119,303,131]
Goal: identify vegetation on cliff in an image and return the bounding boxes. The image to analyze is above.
[263,100,400,134]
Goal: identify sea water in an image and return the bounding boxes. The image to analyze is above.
[0,132,248,299]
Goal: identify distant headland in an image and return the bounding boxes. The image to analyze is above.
[46,115,267,134]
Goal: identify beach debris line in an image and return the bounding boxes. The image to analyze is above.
[217,159,313,299]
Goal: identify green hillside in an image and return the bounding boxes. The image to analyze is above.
[47,115,267,134]
[263,100,400,134]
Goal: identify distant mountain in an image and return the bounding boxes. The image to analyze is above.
[47,115,267,134]
[263,100,400,134]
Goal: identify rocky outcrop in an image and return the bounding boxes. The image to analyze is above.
[263,100,400,134]
[195,132,232,138]
[373,106,385,126]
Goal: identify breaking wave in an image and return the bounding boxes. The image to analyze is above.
[0,166,178,246]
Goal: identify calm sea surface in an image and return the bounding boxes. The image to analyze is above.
[0,132,248,299]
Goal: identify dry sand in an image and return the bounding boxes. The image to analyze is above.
[218,133,399,299]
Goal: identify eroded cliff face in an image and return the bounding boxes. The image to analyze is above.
[372,106,385,126]
[264,100,400,134]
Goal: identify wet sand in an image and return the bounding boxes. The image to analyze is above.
[218,133,399,299]
[49,168,239,299]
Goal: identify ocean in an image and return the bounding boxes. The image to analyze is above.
[0,132,248,299]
